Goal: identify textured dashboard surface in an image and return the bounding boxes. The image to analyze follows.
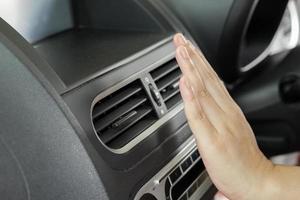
[0,41,108,200]
[34,29,170,87]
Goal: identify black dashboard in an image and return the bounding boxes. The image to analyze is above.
[0,0,299,200]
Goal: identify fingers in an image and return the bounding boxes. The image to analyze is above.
[179,77,217,145]
[176,45,227,131]
[174,34,218,81]
[184,42,237,112]
[186,40,236,102]
[173,33,239,113]
[174,33,229,96]
[174,33,186,47]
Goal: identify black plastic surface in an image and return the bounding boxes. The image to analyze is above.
[181,157,192,172]
[139,193,158,200]
[200,185,218,200]
[239,0,289,67]
[62,39,195,200]
[233,47,300,155]
[161,0,288,83]
[62,40,190,168]
[216,0,258,82]
[0,19,109,200]
[0,1,213,199]
[279,74,300,103]
[73,0,168,33]
[34,29,170,87]
[171,160,205,200]
[0,16,192,200]
[170,167,182,184]
[253,121,292,156]
[1,0,176,94]
[160,0,234,70]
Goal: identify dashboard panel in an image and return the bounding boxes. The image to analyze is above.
[161,0,291,83]
[0,0,297,200]
[0,1,217,200]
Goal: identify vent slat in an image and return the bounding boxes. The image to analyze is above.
[94,97,147,132]
[156,68,181,91]
[92,80,159,150]
[152,60,179,81]
[166,93,182,109]
[108,117,157,149]
[162,87,180,102]
[150,59,183,111]
[92,86,142,119]
[100,106,153,144]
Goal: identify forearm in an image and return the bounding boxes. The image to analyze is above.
[264,165,300,199]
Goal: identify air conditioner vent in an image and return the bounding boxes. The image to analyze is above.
[151,59,182,110]
[92,81,158,149]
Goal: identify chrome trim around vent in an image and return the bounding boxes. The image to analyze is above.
[134,136,213,200]
[90,51,186,154]
[115,103,184,154]
[92,103,184,154]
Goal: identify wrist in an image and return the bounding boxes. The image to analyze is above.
[259,163,282,200]
[243,157,278,200]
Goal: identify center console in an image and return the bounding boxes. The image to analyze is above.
[135,138,213,200]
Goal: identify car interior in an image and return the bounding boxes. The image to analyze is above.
[0,0,300,199]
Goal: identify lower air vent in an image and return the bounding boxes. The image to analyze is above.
[92,81,158,149]
[151,59,182,110]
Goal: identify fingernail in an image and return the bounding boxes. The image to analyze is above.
[178,46,190,60]
[177,33,187,45]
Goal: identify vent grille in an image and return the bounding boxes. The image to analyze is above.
[92,81,158,149]
[151,59,182,110]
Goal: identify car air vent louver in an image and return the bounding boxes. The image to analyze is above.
[151,59,182,110]
[92,81,158,149]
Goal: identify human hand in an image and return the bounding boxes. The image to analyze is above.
[214,192,230,200]
[173,33,275,200]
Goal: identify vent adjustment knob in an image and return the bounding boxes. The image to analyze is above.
[149,84,162,107]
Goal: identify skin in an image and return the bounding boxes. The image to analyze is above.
[173,33,300,200]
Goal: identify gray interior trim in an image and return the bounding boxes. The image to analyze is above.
[91,90,184,154]
[63,36,174,93]
[89,48,186,154]
[0,40,109,200]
